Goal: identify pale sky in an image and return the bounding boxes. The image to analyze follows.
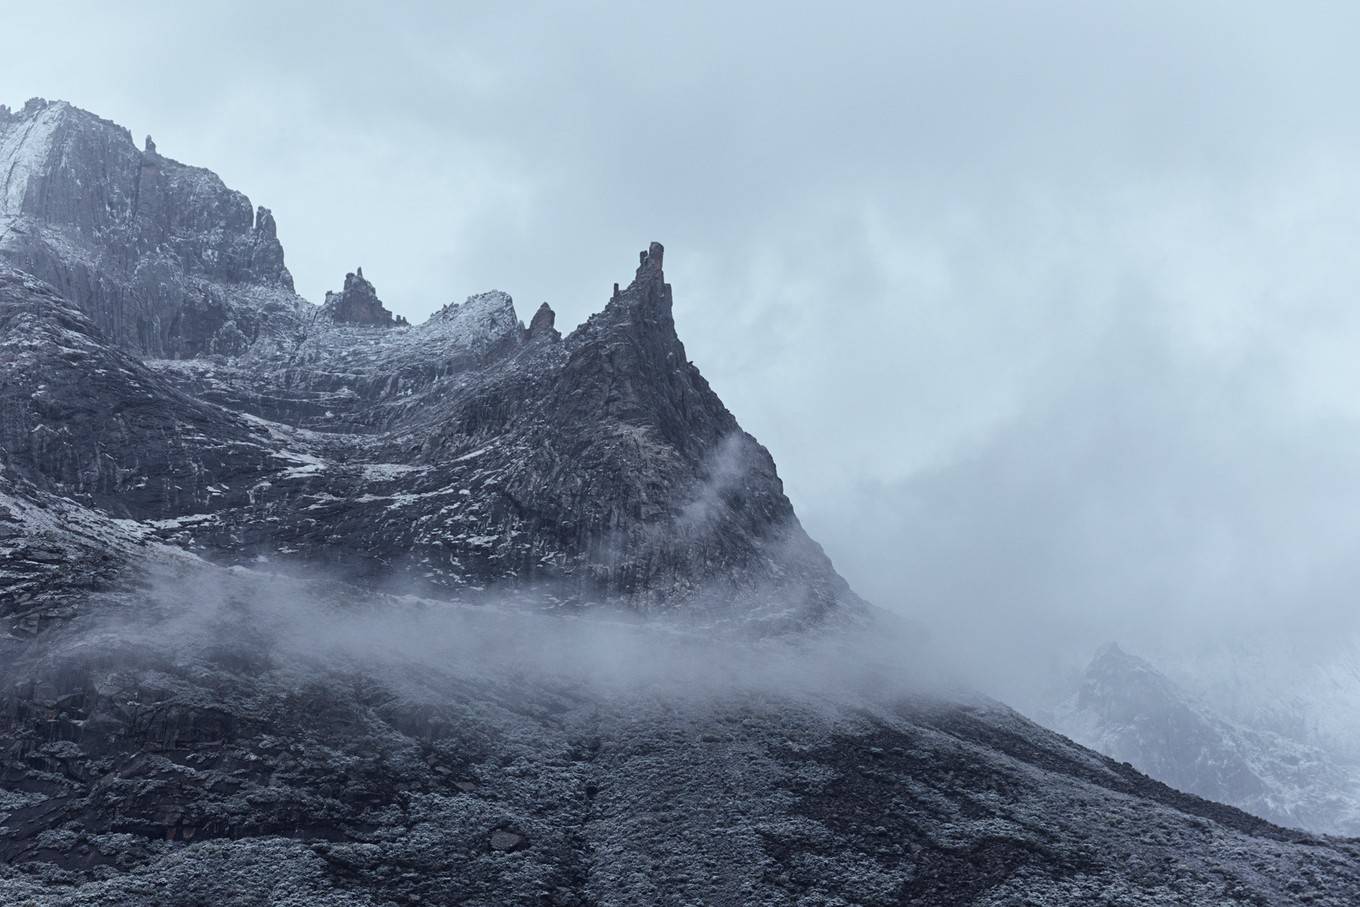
[7,2,1360,692]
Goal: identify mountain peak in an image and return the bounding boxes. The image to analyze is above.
[426,289,522,351]
[4,97,1360,907]
[322,268,407,327]
[1092,640,1131,663]
[527,301,558,340]
[0,97,300,355]
[21,96,57,116]
[630,241,665,291]
[1054,641,1360,836]
[638,240,664,274]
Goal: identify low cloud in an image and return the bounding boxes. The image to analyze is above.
[8,3,1360,723]
[13,557,938,713]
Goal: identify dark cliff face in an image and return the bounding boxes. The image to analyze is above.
[0,237,855,622]
[3,100,1360,905]
[528,300,558,340]
[0,99,305,359]
[0,268,281,522]
[321,268,407,327]
[0,101,857,621]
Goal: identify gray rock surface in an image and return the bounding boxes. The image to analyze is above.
[1,98,306,359]
[321,268,407,327]
[2,98,1359,904]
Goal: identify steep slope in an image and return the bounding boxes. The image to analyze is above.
[3,564,1360,906]
[0,100,857,620]
[0,98,306,358]
[3,98,1360,905]
[0,252,857,621]
[1049,643,1360,837]
[0,267,289,516]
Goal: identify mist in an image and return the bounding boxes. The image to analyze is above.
[6,4,1360,713]
[805,172,1360,707]
[18,557,940,716]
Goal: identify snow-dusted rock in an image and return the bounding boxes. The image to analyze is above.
[0,98,306,358]
[429,289,521,349]
[0,101,862,620]
[4,99,1360,905]
[1048,642,1360,836]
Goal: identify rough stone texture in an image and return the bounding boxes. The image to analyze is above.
[2,99,1360,904]
[1,565,1358,906]
[528,301,559,341]
[0,99,307,359]
[320,268,407,327]
[0,268,282,521]
[0,236,856,621]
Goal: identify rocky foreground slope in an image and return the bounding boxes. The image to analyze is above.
[2,98,1359,904]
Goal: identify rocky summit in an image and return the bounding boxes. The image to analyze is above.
[322,269,409,328]
[2,99,1359,906]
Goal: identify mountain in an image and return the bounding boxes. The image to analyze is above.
[1159,638,1360,770]
[1049,643,1360,837]
[1,97,858,627]
[0,98,302,359]
[3,98,1360,905]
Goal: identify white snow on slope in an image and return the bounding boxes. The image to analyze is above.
[1049,642,1360,836]
[426,290,522,348]
[0,101,65,216]
[287,290,523,373]
[1158,637,1360,766]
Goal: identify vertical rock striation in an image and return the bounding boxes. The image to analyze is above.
[0,98,307,358]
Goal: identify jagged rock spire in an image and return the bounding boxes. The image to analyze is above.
[527,302,558,340]
[633,242,665,287]
[144,135,157,156]
[607,242,670,307]
[322,268,407,327]
[638,241,663,275]
[612,241,671,313]
[253,206,277,238]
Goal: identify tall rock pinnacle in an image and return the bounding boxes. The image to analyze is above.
[322,268,408,327]
[527,302,559,340]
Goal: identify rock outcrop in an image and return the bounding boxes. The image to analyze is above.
[428,288,520,348]
[527,301,558,340]
[0,102,860,620]
[0,267,281,522]
[3,99,1360,905]
[320,267,407,327]
[0,98,306,359]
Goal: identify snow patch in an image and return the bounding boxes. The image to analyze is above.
[0,100,66,216]
[362,463,423,481]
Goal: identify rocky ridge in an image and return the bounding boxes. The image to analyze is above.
[2,98,856,622]
[322,269,408,327]
[2,98,1360,904]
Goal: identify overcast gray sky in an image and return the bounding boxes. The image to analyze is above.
[7,2,1360,694]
